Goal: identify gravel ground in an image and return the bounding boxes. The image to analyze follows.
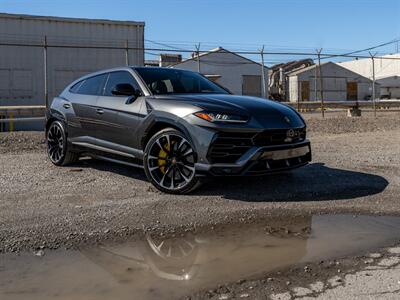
[1,111,400,299]
[0,112,400,253]
[188,245,400,299]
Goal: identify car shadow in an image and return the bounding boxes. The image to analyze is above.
[194,163,389,202]
[72,159,388,202]
[72,158,148,181]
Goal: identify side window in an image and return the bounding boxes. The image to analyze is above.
[77,74,107,95]
[104,71,140,96]
[69,80,83,93]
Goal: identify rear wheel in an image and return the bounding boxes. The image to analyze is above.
[144,128,201,194]
[46,121,78,166]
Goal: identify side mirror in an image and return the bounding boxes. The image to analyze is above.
[112,83,137,96]
[126,89,142,104]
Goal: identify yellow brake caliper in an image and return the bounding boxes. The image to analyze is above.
[158,142,171,173]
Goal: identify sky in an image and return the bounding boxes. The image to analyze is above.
[0,0,399,63]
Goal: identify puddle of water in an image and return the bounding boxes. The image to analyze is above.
[1,214,400,300]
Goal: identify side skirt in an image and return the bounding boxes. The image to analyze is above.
[90,154,144,169]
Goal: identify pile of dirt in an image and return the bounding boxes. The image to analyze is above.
[0,131,45,154]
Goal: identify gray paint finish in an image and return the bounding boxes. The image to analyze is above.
[47,66,311,193]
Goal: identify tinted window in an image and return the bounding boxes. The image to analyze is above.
[69,80,83,93]
[104,71,140,96]
[77,74,107,95]
[135,68,228,95]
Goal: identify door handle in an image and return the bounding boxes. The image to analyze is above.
[63,103,71,109]
[96,109,104,115]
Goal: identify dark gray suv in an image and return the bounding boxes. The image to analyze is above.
[46,67,311,194]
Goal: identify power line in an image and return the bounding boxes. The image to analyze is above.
[2,40,400,61]
[322,38,400,60]
[145,39,191,51]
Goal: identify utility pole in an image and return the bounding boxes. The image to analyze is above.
[125,40,129,66]
[314,63,318,101]
[260,45,267,99]
[195,43,201,73]
[369,51,377,117]
[317,48,324,118]
[43,35,48,108]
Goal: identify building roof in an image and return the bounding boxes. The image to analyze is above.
[171,47,268,69]
[287,62,330,76]
[0,12,145,27]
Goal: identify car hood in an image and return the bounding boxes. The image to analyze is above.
[153,94,305,129]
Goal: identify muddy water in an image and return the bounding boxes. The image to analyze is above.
[1,214,400,300]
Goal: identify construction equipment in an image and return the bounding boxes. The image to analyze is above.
[269,59,314,101]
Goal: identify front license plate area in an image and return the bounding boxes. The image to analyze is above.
[261,146,309,160]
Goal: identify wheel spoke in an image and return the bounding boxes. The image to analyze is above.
[149,165,161,172]
[165,135,171,150]
[177,138,186,151]
[170,168,175,188]
[182,148,193,157]
[176,166,190,183]
[156,139,169,154]
[179,163,195,173]
[159,166,172,187]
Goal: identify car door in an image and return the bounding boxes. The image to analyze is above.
[67,73,108,143]
[95,70,144,152]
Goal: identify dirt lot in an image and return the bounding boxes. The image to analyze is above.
[1,111,400,253]
[1,111,400,299]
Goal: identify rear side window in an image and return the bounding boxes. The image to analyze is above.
[76,74,108,95]
[103,71,140,96]
[69,80,83,93]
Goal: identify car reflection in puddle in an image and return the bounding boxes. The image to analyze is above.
[1,214,400,300]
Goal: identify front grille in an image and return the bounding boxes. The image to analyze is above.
[253,128,306,146]
[208,128,306,164]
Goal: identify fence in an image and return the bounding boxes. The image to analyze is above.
[2,35,400,131]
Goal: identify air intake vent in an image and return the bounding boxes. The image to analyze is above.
[208,128,306,164]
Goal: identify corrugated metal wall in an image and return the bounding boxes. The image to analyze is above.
[288,62,378,102]
[0,13,145,106]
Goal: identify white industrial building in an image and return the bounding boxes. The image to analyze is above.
[171,47,268,97]
[0,13,144,106]
[339,54,400,99]
[286,62,378,102]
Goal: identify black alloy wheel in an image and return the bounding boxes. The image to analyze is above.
[144,128,200,194]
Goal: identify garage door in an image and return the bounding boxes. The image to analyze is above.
[242,75,261,97]
[347,82,358,100]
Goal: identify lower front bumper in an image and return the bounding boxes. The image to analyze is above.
[195,140,311,176]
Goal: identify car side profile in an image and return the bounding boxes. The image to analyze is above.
[46,67,311,194]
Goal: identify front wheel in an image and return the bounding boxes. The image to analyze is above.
[143,128,201,194]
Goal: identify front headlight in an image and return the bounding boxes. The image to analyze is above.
[194,111,248,123]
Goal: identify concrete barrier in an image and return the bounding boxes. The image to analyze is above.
[0,106,46,132]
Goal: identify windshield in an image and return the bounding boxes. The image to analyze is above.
[135,67,229,95]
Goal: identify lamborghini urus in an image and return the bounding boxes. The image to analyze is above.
[46,67,311,194]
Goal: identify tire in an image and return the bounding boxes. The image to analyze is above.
[143,128,201,194]
[46,120,78,166]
